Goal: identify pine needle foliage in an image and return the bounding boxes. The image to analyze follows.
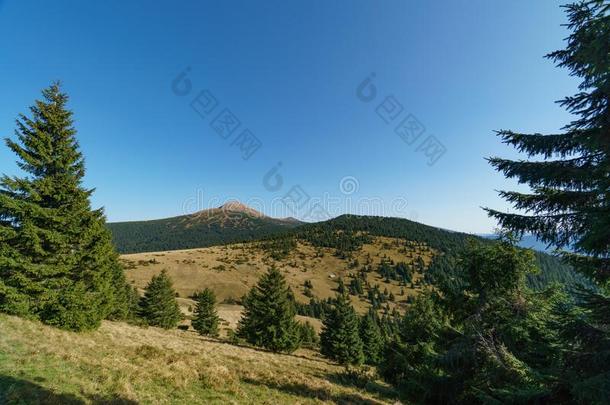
[0,83,130,331]
[320,293,364,366]
[485,1,610,399]
[485,0,610,284]
[139,270,182,329]
[237,267,300,353]
[192,288,219,337]
[381,236,567,403]
[359,313,383,365]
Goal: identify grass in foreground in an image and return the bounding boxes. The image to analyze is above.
[0,314,396,404]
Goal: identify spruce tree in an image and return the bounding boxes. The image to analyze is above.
[485,0,610,285]
[192,288,219,336]
[109,282,140,321]
[359,313,383,365]
[297,321,319,347]
[320,293,364,365]
[381,236,565,403]
[485,2,609,400]
[0,83,129,331]
[139,270,182,329]
[236,267,300,352]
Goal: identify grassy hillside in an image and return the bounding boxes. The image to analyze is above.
[288,215,588,289]
[108,203,302,254]
[0,314,396,404]
[118,213,587,324]
[109,205,582,290]
[122,235,434,321]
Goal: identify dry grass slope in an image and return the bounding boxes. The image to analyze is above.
[122,235,435,333]
[0,314,396,404]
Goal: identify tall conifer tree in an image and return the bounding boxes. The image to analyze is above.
[0,83,129,331]
[359,313,383,365]
[237,267,300,353]
[486,1,610,284]
[320,293,364,365]
[485,3,609,400]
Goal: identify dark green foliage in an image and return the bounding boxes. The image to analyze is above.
[294,296,335,319]
[320,294,364,365]
[348,277,364,296]
[237,267,300,353]
[108,214,300,254]
[192,288,219,337]
[303,279,314,297]
[260,237,297,260]
[300,215,468,255]
[556,287,610,403]
[294,215,583,291]
[485,0,610,285]
[139,270,182,329]
[297,321,319,347]
[111,209,581,293]
[381,237,567,403]
[359,314,383,365]
[528,250,594,290]
[108,283,141,321]
[0,83,129,331]
[378,261,413,284]
[271,223,373,257]
[380,293,446,400]
[373,309,402,343]
[298,228,372,258]
[485,1,610,400]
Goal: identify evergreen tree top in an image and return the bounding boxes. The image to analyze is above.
[6,82,85,181]
[486,1,610,283]
[549,1,609,132]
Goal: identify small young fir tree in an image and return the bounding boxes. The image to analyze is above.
[320,293,364,365]
[359,313,383,365]
[192,288,219,336]
[139,270,182,329]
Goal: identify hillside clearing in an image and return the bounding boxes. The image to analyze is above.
[122,236,434,317]
[0,315,397,404]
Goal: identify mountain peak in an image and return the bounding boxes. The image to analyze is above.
[218,200,264,217]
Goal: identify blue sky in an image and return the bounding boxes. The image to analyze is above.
[0,1,578,233]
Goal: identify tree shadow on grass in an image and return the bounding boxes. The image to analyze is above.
[0,375,138,405]
[241,376,386,405]
[196,334,335,366]
[325,369,398,402]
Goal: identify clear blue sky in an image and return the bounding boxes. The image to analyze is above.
[0,0,578,233]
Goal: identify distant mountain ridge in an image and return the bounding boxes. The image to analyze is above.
[283,214,588,290]
[109,207,588,291]
[107,201,303,253]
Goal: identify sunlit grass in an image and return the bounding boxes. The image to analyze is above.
[0,314,396,404]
